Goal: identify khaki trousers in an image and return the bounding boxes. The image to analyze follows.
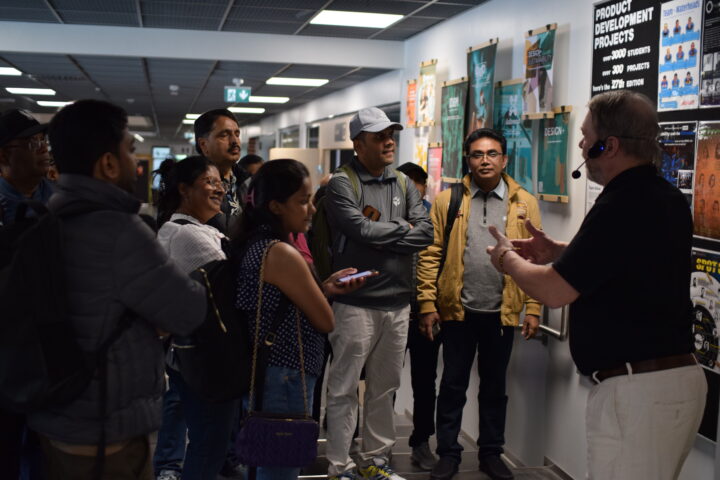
[325,302,410,476]
[586,364,707,480]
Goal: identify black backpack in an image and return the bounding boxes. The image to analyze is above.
[0,201,129,414]
[171,219,252,402]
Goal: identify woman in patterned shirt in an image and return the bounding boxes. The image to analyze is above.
[233,159,369,480]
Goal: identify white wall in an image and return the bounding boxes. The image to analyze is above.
[248,0,716,478]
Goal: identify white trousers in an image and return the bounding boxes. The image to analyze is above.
[325,302,410,476]
[586,363,707,480]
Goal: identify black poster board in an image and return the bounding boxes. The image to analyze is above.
[592,0,660,100]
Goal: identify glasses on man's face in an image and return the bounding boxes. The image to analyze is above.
[3,135,48,152]
[467,150,502,160]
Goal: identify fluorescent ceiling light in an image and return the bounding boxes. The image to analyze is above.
[310,10,403,28]
[0,67,22,76]
[249,96,289,104]
[133,133,145,143]
[36,100,73,107]
[185,113,200,120]
[228,107,266,114]
[267,77,329,87]
[6,87,56,96]
[182,119,195,124]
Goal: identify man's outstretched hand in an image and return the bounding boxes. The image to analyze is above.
[510,220,565,265]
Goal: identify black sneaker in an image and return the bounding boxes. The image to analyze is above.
[411,442,437,471]
[479,455,513,480]
[429,456,458,480]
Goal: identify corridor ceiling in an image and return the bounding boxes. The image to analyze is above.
[0,0,485,140]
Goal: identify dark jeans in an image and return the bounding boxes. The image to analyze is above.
[435,311,514,462]
[169,368,238,480]
[408,317,442,447]
[153,370,187,474]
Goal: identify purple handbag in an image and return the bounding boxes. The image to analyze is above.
[236,241,320,468]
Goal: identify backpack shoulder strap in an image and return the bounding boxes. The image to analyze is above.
[172,218,194,226]
[393,170,407,196]
[335,164,361,201]
[437,183,464,280]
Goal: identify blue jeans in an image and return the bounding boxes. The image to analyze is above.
[249,365,317,480]
[169,368,239,480]
[153,370,187,474]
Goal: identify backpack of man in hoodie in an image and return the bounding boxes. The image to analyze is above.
[308,164,407,281]
[0,201,127,413]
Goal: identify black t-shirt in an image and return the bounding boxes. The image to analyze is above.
[553,164,694,375]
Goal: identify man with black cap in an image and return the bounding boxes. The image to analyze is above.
[0,109,54,225]
[324,107,433,480]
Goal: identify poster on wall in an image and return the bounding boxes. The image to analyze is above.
[701,0,720,107]
[523,24,556,113]
[657,0,701,111]
[658,121,697,204]
[418,60,437,125]
[495,80,533,192]
[507,118,534,193]
[695,122,720,242]
[406,79,417,127]
[494,79,523,132]
[693,248,720,442]
[591,0,659,99]
[692,249,720,373]
[414,127,429,170]
[441,78,468,181]
[427,143,443,203]
[466,39,498,135]
[537,108,571,202]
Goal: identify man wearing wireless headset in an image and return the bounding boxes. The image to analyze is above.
[486,90,707,480]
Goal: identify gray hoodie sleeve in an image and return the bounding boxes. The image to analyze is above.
[386,179,433,254]
[113,218,206,336]
[326,174,412,247]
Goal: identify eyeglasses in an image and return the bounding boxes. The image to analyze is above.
[3,135,48,151]
[203,177,226,191]
[467,150,502,160]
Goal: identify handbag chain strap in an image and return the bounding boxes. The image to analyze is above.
[248,239,310,417]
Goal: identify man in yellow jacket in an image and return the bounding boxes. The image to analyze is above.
[417,128,542,480]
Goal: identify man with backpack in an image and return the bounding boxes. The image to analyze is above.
[0,109,54,225]
[417,128,542,480]
[324,107,433,480]
[24,99,206,479]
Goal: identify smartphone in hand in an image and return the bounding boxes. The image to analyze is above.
[336,270,378,284]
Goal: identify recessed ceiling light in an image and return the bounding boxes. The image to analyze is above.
[185,113,201,120]
[182,119,195,124]
[6,87,56,96]
[249,96,290,104]
[0,67,22,76]
[36,100,73,107]
[133,133,145,143]
[228,107,266,114]
[310,10,403,28]
[267,77,328,87]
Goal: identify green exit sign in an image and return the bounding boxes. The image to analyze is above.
[224,86,251,103]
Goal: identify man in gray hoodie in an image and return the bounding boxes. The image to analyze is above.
[28,99,206,479]
[324,107,433,480]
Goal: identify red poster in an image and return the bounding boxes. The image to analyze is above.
[406,80,417,126]
[427,145,443,203]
